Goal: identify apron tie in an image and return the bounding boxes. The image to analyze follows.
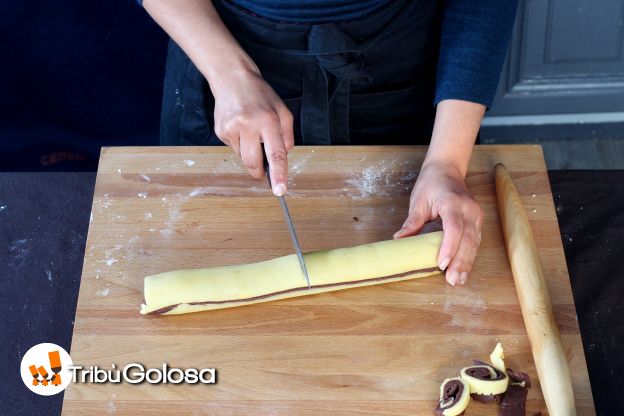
[302,24,369,145]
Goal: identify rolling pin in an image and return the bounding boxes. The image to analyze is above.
[494,163,576,416]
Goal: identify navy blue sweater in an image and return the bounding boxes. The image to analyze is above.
[142,0,518,108]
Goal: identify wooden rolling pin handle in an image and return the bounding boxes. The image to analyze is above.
[494,163,576,416]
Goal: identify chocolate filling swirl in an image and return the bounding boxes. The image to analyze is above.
[435,379,466,415]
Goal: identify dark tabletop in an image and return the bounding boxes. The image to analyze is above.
[1,171,622,415]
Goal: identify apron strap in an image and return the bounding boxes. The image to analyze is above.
[302,24,367,145]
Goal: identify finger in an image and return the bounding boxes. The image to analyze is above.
[262,125,288,196]
[214,122,234,149]
[227,135,241,157]
[437,203,463,281]
[393,203,427,239]
[446,215,481,285]
[277,105,295,151]
[239,131,264,179]
[216,123,240,156]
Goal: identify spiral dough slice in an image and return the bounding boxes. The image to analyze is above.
[435,377,470,416]
[460,364,509,402]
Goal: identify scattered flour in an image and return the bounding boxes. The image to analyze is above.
[137,192,148,198]
[183,159,196,167]
[290,154,312,174]
[189,188,206,198]
[346,166,385,198]
[101,194,112,209]
[96,287,111,297]
[107,400,116,415]
[103,258,118,266]
[46,270,53,282]
[0,205,6,211]
[445,296,487,328]
[117,168,122,174]
[140,174,150,182]
[101,245,122,267]
[144,212,153,219]
[345,162,418,198]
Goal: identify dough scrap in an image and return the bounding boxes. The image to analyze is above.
[141,231,443,315]
[435,377,470,416]
[460,343,509,397]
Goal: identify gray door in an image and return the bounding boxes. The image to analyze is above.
[482,0,624,141]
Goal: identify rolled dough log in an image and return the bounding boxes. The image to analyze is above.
[141,231,443,315]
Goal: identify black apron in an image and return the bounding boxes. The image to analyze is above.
[160,0,441,146]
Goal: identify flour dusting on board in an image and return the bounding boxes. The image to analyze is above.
[444,296,486,329]
[346,165,386,198]
[183,159,196,167]
[290,154,312,174]
[345,161,419,198]
[96,287,111,297]
[189,188,207,198]
[101,245,122,267]
[100,194,112,209]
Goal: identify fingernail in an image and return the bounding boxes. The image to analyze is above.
[446,271,457,286]
[459,272,468,285]
[438,257,450,271]
[273,183,286,196]
[393,228,405,239]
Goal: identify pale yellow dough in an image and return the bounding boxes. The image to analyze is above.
[438,377,470,416]
[460,342,509,395]
[141,231,443,315]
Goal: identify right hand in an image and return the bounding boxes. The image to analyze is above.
[212,68,294,196]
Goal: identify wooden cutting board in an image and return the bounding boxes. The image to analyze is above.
[63,145,594,415]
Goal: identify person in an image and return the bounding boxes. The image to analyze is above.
[141,0,518,286]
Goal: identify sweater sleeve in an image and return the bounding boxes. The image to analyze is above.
[434,0,518,108]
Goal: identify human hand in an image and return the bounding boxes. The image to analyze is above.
[393,161,483,286]
[212,69,294,196]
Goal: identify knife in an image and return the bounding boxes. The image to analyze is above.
[263,150,312,289]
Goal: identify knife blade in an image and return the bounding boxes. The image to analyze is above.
[263,150,311,289]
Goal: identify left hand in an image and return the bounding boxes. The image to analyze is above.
[393,160,483,286]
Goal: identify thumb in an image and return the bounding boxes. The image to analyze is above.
[393,205,427,239]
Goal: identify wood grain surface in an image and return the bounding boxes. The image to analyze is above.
[62,145,594,415]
